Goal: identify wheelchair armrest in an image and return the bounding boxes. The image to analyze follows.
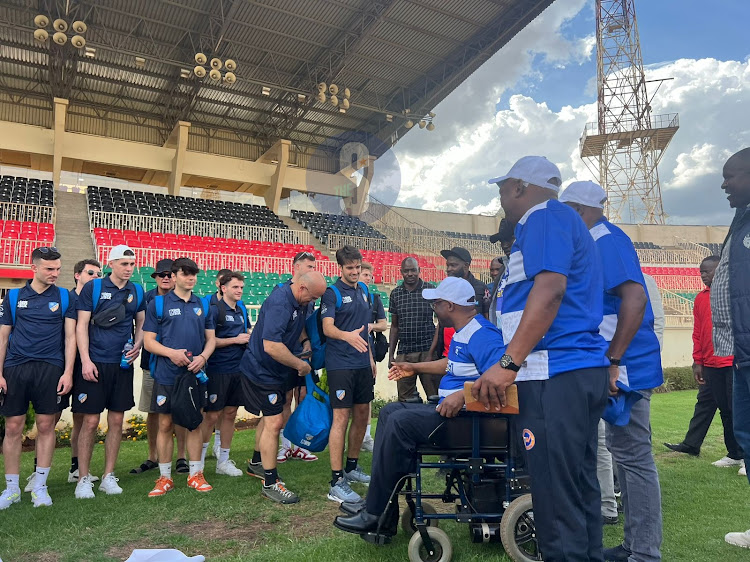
[427,395,440,405]
[404,395,423,404]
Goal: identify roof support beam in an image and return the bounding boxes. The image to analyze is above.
[168,121,191,196]
[53,97,68,189]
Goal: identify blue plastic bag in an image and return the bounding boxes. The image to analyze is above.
[284,374,332,452]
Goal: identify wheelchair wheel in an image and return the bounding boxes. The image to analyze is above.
[408,527,452,562]
[401,502,438,534]
[500,494,542,561]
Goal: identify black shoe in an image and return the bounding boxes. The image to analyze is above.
[175,458,189,473]
[603,514,619,526]
[334,510,396,537]
[130,459,158,474]
[663,442,699,456]
[603,544,631,562]
[339,499,366,516]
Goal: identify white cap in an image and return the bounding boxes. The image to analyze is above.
[108,244,135,262]
[559,180,607,209]
[488,156,562,193]
[422,277,478,307]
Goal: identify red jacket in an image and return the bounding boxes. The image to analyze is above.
[693,287,734,367]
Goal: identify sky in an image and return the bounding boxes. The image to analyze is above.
[371,0,750,226]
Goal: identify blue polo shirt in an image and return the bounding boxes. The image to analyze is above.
[139,287,162,371]
[590,218,663,390]
[240,283,306,387]
[440,315,506,402]
[502,199,609,380]
[207,299,249,375]
[0,282,75,368]
[321,279,372,371]
[143,291,216,385]
[77,275,146,363]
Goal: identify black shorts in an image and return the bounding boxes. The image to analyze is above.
[241,376,285,417]
[205,372,244,411]
[327,367,374,409]
[0,361,65,417]
[72,362,135,414]
[151,381,174,414]
[285,367,306,392]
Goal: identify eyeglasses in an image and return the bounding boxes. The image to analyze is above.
[38,246,59,254]
[429,299,446,310]
[156,272,172,278]
[84,270,103,277]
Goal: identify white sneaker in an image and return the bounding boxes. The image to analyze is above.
[739,461,746,477]
[361,434,374,453]
[31,485,53,507]
[0,488,21,509]
[24,472,37,493]
[712,456,744,468]
[277,445,291,463]
[216,459,243,477]
[67,469,99,484]
[75,475,95,499]
[99,472,123,495]
[725,529,750,548]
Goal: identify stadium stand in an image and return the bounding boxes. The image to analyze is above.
[291,210,386,244]
[633,241,661,249]
[0,176,54,206]
[699,242,722,255]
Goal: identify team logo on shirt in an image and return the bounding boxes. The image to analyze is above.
[56,395,61,404]
[127,294,134,303]
[268,393,278,405]
[342,296,352,304]
[0,305,4,317]
[225,315,234,322]
[168,308,181,316]
[18,300,28,309]
[156,395,167,406]
[336,389,346,400]
[522,428,535,451]
[744,234,750,249]
[78,393,87,403]
[100,292,112,300]
[49,302,59,312]
[193,307,203,316]
[209,394,218,404]
[292,310,298,320]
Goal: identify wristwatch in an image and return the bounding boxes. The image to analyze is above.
[499,354,521,372]
[607,356,621,366]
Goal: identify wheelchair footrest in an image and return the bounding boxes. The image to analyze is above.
[360,532,393,546]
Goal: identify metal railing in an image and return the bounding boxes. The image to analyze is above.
[326,234,402,253]
[0,238,48,266]
[675,237,713,260]
[0,202,56,224]
[636,248,705,265]
[581,113,680,138]
[88,211,308,244]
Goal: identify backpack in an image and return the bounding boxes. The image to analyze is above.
[171,370,207,431]
[304,281,369,370]
[149,294,210,373]
[370,293,388,363]
[284,373,332,452]
[215,298,249,331]
[7,286,69,325]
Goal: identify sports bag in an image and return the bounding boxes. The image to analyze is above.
[171,371,207,431]
[89,278,144,328]
[284,373,332,452]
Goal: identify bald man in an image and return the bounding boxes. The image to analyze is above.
[387,257,438,401]
[713,148,750,549]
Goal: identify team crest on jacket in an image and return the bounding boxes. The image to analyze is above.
[127,293,134,303]
[193,307,203,316]
[336,389,346,401]
[78,393,87,403]
[523,428,535,450]
[268,393,278,405]
[209,394,218,403]
[744,234,750,249]
[48,302,59,312]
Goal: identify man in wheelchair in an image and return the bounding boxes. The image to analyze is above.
[333,277,506,537]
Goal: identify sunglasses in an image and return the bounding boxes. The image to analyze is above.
[156,272,172,278]
[293,252,315,263]
[38,246,59,254]
[85,270,103,277]
[429,299,446,310]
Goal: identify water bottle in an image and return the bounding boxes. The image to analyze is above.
[120,338,134,369]
[185,351,208,384]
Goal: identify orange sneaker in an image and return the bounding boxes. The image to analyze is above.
[148,476,174,497]
[187,471,213,492]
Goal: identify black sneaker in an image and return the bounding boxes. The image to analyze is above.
[603,514,619,526]
[663,442,699,456]
[262,480,299,504]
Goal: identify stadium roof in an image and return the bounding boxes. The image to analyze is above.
[0,0,555,173]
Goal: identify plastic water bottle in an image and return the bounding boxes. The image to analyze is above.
[185,351,208,384]
[120,338,134,369]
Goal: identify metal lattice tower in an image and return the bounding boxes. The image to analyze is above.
[580,0,678,224]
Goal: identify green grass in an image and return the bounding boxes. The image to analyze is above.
[1,391,748,561]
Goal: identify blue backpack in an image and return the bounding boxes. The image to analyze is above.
[284,373,332,452]
[7,286,69,324]
[149,294,210,373]
[304,281,369,370]
[90,278,144,313]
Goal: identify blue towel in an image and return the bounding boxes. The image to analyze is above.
[602,381,643,426]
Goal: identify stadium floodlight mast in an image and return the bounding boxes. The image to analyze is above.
[579,0,678,224]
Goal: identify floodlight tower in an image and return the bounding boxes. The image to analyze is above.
[580,0,678,224]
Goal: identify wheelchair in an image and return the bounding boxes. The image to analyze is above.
[360,407,540,562]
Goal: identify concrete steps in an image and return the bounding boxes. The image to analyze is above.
[54,191,96,290]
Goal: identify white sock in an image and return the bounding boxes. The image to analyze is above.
[219,448,230,464]
[214,430,221,443]
[189,461,202,477]
[365,424,372,437]
[280,429,291,450]
[5,474,19,491]
[201,442,209,463]
[34,467,50,489]
[159,463,171,478]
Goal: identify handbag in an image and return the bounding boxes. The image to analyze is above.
[284,374,332,452]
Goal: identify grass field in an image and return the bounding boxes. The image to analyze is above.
[1,390,748,562]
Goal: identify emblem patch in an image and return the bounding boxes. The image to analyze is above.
[49,302,59,312]
[209,394,218,403]
[156,395,167,406]
[523,428,535,451]
[56,395,62,404]
[744,233,750,249]
[78,393,87,403]
[268,393,278,405]
[193,307,203,316]
[336,389,346,401]
[127,294,134,303]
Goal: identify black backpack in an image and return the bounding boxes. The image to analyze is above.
[171,371,207,431]
[370,293,388,363]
